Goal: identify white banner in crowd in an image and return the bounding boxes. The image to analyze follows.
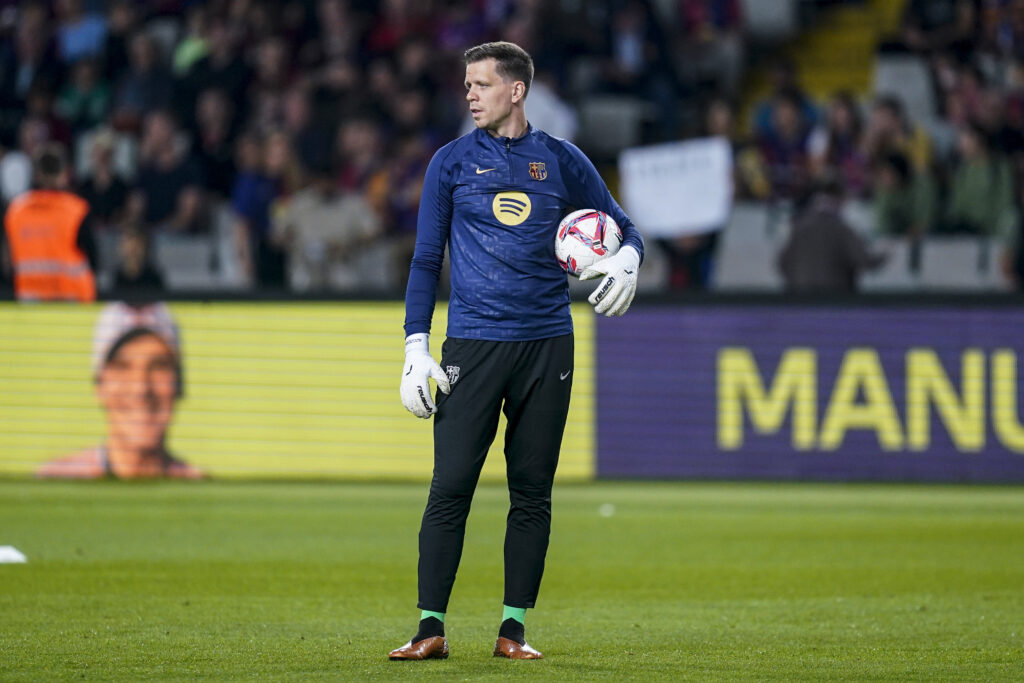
[619,136,734,237]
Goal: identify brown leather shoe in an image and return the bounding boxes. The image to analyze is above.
[388,636,449,660]
[493,636,543,659]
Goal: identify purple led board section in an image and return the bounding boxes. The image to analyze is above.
[597,305,1024,482]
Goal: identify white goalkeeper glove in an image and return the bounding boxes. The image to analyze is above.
[580,245,640,317]
[400,333,450,418]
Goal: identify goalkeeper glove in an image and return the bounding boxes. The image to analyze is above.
[580,245,640,317]
[400,333,450,418]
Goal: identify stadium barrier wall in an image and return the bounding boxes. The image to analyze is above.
[0,302,595,480]
[598,302,1024,482]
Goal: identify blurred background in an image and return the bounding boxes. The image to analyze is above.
[4,0,1024,296]
[3,0,1024,483]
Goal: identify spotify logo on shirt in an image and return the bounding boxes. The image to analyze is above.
[492,192,532,226]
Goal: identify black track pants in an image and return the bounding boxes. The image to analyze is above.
[416,334,574,612]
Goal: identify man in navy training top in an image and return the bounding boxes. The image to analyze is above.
[392,41,644,661]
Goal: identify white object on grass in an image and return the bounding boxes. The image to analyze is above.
[0,546,27,563]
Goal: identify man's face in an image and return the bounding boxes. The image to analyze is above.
[97,334,178,452]
[465,58,517,133]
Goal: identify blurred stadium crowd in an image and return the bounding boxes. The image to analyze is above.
[3,0,1024,295]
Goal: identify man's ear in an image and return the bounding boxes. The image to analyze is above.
[512,81,526,104]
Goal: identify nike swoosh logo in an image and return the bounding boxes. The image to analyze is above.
[476,167,496,174]
[560,371,571,380]
[624,269,634,275]
[405,365,413,376]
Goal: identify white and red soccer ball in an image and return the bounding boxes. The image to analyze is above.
[555,209,623,277]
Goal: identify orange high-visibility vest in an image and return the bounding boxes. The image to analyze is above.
[4,190,95,302]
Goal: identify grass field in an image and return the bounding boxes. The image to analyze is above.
[1,480,1022,681]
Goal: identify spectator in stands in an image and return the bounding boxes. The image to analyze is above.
[336,116,384,193]
[112,226,165,292]
[265,128,306,199]
[307,0,361,66]
[874,152,939,240]
[704,96,770,199]
[598,0,680,141]
[247,35,293,133]
[863,95,934,172]
[395,36,441,95]
[24,83,72,147]
[677,0,745,96]
[0,116,50,204]
[231,130,284,287]
[366,56,400,125]
[753,57,818,141]
[977,0,1017,61]
[281,85,335,179]
[193,87,237,199]
[178,16,251,124]
[952,62,992,126]
[0,3,61,145]
[366,132,431,287]
[55,0,108,66]
[55,58,111,136]
[3,142,96,302]
[757,89,812,201]
[172,4,210,78]
[271,160,380,292]
[309,55,363,123]
[131,109,206,234]
[944,123,1018,240]
[900,0,977,58]
[364,0,435,57]
[975,85,1024,156]
[76,128,129,231]
[657,96,738,289]
[100,0,139,85]
[111,32,174,133]
[808,92,870,198]
[873,152,938,272]
[778,175,886,292]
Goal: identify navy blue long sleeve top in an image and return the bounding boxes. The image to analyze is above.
[404,124,644,341]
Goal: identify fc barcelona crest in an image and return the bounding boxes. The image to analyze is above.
[528,162,547,181]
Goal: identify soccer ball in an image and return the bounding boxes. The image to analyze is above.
[555,209,623,277]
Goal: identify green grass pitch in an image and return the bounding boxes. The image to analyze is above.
[1,480,1022,681]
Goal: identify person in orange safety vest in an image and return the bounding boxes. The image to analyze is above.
[3,142,96,301]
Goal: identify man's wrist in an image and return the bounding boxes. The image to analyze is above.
[619,245,641,270]
[405,333,429,355]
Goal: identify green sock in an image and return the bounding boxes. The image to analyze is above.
[502,605,526,624]
[420,610,445,623]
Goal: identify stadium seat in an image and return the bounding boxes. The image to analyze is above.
[840,199,875,238]
[94,227,121,293]
[920,237,988,290]
[712,238,784,291]
[981,239,1016,291]
[860,238,919,292]
[872,54,937,124]
[739,0,798,42]
[210,201,249,289]
[577,96,656,158]
[720,202,773,246]
[152,231,219,290]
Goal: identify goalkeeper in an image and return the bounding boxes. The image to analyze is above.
[392,41,644,661]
